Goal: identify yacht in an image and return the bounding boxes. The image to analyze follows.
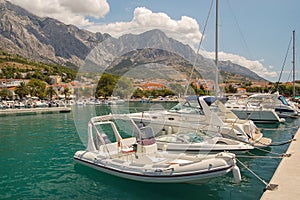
[225,92,296,122]
[128,96,272,147]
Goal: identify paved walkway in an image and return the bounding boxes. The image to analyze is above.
[261,127,300,200]
[0,107,71,115]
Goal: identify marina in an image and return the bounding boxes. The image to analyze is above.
[0,0,300,199]
[0,103,299,199]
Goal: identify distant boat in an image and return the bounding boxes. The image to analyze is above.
[74,114,241,184]
[225,92,297,121]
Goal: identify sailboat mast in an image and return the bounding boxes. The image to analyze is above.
[292,30,296,98]
[215,0,219,97]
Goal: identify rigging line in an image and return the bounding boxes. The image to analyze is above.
[236,158,269,186]
[286,68,293,82]
[274,36,292,91]
[225,0,253,59]
[183,0,214,97]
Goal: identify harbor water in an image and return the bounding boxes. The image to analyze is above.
[0,103,298,200]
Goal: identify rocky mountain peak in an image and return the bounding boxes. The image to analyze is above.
[0,0,266,82]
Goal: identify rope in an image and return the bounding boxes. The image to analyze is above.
[184,0,214,97]
[260,126,299,131]
[236,155,284,159]
[236,158,269,186]
[269,139,294,146]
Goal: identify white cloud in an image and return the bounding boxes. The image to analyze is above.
[8,0,109,26]
[87,7,203,49]
[200,50,277,78]
[87,7,276,80]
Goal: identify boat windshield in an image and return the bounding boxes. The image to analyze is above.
[169,99,203,114]
[278,96,290,106]
[138,126,156,145]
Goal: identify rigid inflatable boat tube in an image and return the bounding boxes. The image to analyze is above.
[232,165,241,184]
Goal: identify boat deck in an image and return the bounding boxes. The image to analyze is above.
[0,107,71,116]
[260,127,300,200]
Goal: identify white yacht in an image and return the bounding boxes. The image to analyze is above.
[128,96,272,147]
[225,92,297,122]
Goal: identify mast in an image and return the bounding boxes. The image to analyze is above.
[215,0,219,97]
[292,30,296,98]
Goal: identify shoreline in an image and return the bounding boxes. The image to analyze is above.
[0,106,71,116]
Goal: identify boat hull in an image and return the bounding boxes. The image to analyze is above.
[74,152,234,184]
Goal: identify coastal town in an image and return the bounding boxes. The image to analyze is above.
[1,0,300,199]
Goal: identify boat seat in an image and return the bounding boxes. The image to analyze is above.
[99,142,119,156]
[120,137,136,148]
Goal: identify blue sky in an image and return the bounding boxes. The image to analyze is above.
[8,0,300,82]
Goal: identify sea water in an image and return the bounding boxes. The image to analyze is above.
[0,103,297,199]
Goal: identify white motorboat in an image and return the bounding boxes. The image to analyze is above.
[128,96,272,147]
[248,92,298,118]
[225,92,297,121]
[155,131,254,154]
[74,114,241,184]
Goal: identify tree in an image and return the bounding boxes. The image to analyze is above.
[132,88,144,98]
[46,86,57,100]
[62,87,71,99]
[27,79,46,99]
[0,88,13,100]
[95,74,118,98]
[113,76,134,98]
[15,82,29,99]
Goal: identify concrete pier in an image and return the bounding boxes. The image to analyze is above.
[261,128,300,200]
[0,107,71,116]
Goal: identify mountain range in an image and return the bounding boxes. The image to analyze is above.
[0,0,266,82]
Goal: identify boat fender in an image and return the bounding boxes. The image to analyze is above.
[162,144,168,151]
[232,165,241,184]
[167,126,173,135]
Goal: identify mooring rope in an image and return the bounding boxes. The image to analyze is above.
[236,158,269,187]
[260,126,299,131]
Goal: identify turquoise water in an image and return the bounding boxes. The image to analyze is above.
[0,103,298,199]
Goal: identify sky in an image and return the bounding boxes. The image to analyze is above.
[7,0,300,82]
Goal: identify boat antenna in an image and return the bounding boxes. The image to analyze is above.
[183,0,214,98]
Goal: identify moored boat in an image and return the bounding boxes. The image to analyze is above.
[74,114,241,184]
[128,96,272,147]
[155,131,254,154]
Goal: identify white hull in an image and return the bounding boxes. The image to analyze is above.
[156,137,254,154]
[74,114,241,184]
[74,150,235,184]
